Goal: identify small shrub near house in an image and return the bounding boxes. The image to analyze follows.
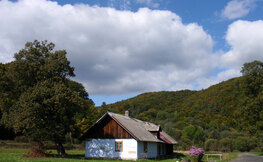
[189,146,204,162]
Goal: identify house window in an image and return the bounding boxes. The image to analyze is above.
[115,141,123,152]
[143,142,148,153]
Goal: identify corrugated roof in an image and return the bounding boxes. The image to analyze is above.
[107,112,177,144]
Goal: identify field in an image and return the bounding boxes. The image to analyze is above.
[0,148,184,162]
[0,148,242,162]
[0,141,240,162]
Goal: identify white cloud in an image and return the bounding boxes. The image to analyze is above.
[108,0,131,10]
[221,20,263,68]
[221,0,256,19]
[196,69,241,90]
[0,0,218,95]
[136,0,159,8]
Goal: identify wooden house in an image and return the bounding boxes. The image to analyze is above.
[82,111,177,160]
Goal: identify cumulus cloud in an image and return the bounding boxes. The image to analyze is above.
[221,0,256,19]
[221,20,263,68]
[0,0,219,95]
[136,0,159,8]
[108,0,131,10]
[197,69,241,90]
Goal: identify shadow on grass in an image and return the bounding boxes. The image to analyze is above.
[47,153,85,160]
[169,152,186,159]
[145,152,186,161]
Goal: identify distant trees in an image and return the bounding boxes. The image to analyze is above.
[241,60,263,96]
[0,40,94,156]
[219,138,233,152]
[183,125,204,146]
[240,60,263,135]
[205,139,218,151]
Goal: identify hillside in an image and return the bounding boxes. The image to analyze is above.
[104,72,263,151]
[106,77,244,127]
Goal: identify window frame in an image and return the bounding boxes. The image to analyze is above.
[115,141,123,152]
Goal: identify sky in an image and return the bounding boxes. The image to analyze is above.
[0,0,263,106]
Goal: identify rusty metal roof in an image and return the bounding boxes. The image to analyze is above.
[160,131,178,144]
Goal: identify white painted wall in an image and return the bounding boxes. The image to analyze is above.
[85,139,138,160]
[137,142,158,159]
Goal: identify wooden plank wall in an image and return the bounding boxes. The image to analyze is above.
[85,115,132,139]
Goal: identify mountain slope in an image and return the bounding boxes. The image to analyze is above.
[103,75,263,151]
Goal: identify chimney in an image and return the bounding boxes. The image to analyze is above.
[125,110,129,117]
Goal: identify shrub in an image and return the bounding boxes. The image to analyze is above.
[205,139,218,151]
[189,146,204,162]
[183,125,205,146]
[14,136,29,143]
[219,138,233,152]
[233,136,257,152]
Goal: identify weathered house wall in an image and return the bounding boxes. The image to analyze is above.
[85,139,138,160]
[137,142,158,158]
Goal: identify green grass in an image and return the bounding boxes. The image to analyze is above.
[221,152,238,162]
[251,152,263,156]
[0,148,181,162]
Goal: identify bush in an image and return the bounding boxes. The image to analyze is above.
[234,136,258,152]
[219,138,233,152]
[183,125,204,146]
[189,146,204,162]
[205,139,218,151]
[178,136,192,150]
[206,128,219,139]
[220,130,234,139]
[234,137,248,152]
[14,136,29,143]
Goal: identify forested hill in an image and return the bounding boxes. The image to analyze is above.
[103,61,263,151]
[106,77,245,130]
[106,90,197,117]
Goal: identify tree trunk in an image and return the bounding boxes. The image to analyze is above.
[55,142,66,157]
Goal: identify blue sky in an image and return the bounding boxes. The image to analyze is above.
[1,0,263,106]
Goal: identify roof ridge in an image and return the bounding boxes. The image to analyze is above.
[107,111,157,125]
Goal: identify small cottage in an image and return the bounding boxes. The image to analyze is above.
[82,111,177,160]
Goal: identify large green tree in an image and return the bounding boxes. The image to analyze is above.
[0,40,93,156]
[241,60,263,96]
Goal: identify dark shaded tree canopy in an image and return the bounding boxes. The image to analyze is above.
[0,40,94,156]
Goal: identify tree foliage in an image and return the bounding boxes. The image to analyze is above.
[0,40,95,156]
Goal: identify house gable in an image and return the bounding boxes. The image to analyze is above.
[83,114,133,139]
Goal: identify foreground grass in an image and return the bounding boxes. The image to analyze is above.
[251,152,263,156]
[0,148,181,162]
[221,152,238,162]
[0,148,241,162]
[200,152,238,162]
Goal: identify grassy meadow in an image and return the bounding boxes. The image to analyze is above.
[0,148,183,162]
[0,140,243,162]
[0,147,242,162]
